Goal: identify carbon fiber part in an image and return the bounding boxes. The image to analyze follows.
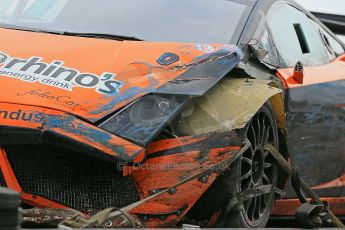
[5,145,138,213]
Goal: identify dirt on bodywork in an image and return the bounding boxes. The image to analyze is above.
[0,26,286,228]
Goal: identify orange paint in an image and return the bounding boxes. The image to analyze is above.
[277,55,345,89]
[126,133,243,227]
[312,173,345,190]
[0,25,280,227]
[0,130,244,228]
[130,175,218,228]
[272,197,345,216]
[146,135,209,155]
[0,28,234,122]
[0,148,21,191]
[0,102,144,161]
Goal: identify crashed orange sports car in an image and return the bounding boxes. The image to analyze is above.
[0,0,344,228]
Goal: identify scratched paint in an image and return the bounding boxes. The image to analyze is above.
[276,57,345,199]
[127,132,245,227]
[283,79,345,198]
[0,28,243,122]
[0,102,144,162]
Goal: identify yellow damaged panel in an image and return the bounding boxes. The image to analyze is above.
[173,78,283,135]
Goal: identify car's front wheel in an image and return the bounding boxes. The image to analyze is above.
[217,103,279,228]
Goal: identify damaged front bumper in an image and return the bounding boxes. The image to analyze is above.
[0,102,250,228]
[22,139,251,228]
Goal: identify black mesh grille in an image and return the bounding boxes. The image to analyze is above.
[5,145,138,213]
[0,169,6,187]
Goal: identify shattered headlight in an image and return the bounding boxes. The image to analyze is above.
[99,94,190,146]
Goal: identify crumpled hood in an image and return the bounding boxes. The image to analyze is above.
[0,28,242,122]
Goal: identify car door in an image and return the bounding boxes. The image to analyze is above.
[267,2,345,198]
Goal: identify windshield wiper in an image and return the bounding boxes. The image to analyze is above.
[61,31,143,41]
[0,23,143,41]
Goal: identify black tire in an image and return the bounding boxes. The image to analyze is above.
[0,187,20,210]
[217,103,279,228]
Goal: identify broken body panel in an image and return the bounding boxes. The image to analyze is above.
[0,27,286,227]
[0,28,240,122]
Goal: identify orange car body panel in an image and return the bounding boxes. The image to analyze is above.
[0,17,343,225]
[0,133,246,227]
[0,28,236,122]
[117,134,243,227]
[276,55,345,89]
[0,102,144,162]
[0,27,247,227]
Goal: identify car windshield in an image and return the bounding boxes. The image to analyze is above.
[0,0,250,43]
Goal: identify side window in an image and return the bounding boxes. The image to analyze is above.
[267,2,330,67]
[310,20,345,58]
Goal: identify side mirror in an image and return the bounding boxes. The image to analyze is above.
[293,61,304,84]
[249,44,269,62]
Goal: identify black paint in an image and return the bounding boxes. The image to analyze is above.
[285,79,345,197]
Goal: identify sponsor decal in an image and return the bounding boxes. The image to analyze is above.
[0,109,45,123]
[0,52,123,95]
[196,44,215,53]
[0,108,85,135]
[17,89,80,109]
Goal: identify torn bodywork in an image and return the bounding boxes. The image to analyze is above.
[0,28,285,228]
